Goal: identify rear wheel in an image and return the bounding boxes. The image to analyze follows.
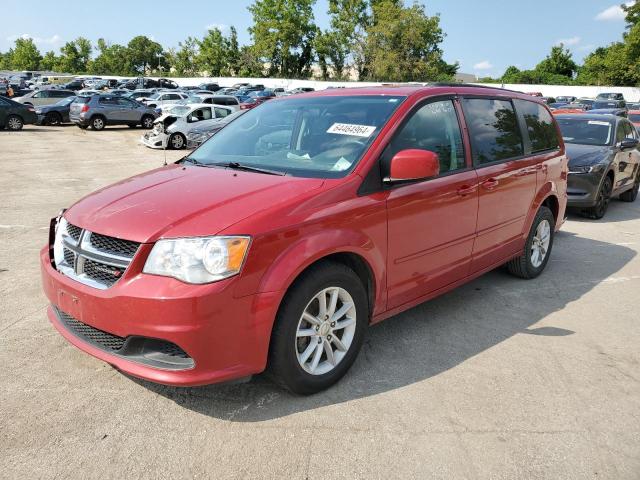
[267,262,368,394]
[90,116,106,131]
[620,171,640,202]
[507,206,555,279]
[6,115,23,131]
[169,132,186,149]
[45,111,62,126]
[585,176,612,219]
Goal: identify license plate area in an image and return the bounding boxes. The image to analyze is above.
[57,290,82,321]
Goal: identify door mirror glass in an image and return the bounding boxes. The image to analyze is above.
[386,149,440,183]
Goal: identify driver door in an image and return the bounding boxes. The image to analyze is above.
[615,121,640,192]
[385,98,479,309]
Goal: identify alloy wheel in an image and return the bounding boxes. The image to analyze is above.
[93,118,104,130]
[171,134,184,149]
[530,219,551,268]
[7,116,22,130]
[295,287,357,375]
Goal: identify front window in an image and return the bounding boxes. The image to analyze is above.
[557,118,613,146]
[187,95,404,178]
[628,114,640,123]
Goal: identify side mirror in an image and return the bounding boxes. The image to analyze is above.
[620,138,639,150]
[384,149,440,184]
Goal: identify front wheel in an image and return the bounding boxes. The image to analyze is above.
[507,206,555,279]
[585,176,612,219]
[141,115,155,129]
[169,132,186,149]
[267,262,368,394]
[45,112,62,126]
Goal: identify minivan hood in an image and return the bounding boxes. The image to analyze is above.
[565,143,612,167]
[65,164,324,242]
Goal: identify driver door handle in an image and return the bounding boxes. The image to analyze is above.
[481,178,499,190]
[457,184,477,196]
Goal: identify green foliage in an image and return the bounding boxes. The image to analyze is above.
[363,1,457,82]
[55,37,92,73]
[40,51,59,71]
[198,28,229,76]
[535,44,577,78]
[127,36,164,74]
[11,38,42,70]
[89,39,130,75]
[173,37,199,76]
[249,0,317,78]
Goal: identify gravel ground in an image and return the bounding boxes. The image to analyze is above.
[1,125,639,479]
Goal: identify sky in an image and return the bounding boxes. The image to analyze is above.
[2,0,633,77]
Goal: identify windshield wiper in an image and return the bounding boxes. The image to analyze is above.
[178,156,201,165]
[212,162,287,176]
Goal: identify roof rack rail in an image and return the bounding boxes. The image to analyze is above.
[425,82,524,95]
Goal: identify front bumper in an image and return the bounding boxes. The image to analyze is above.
[40,246,280,386]
[141,131,168,149]
[566,172,602,208]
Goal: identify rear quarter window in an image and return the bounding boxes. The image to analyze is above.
[514,99,560,153]
[73,97,91,104]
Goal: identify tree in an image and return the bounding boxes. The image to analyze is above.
[90,39,131,75]
[363,1,457,82]
[40,51,59,71]
[127,36,164,74]
[236,45,264,77]
[535,44,577,79]
[11,38,41,70]
[0,50,11,70]
[623,1,640,27]
[198,28,228,76]
[172,37,200,76]
[56,37,92,73]
[248,0,317,78]
[324,0,369,78]
[227,27,241,75]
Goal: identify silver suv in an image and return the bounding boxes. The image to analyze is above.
[70,95,159,130]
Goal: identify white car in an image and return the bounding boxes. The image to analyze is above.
[164,94,240,113]
[142,91,189,109]
[141,103,233,150]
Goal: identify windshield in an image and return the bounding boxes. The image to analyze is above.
[593,101,619,109]
[148,93,161,100]
[187,95,404,178]
[167,106,191,116]
[557,118,614,146]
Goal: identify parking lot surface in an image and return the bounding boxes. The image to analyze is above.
[1,126,640,479]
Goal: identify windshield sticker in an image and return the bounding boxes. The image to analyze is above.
[331,157,352,171]
[588,121,610,126]
[327,123,376,137]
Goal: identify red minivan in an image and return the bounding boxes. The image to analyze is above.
[41,85,567,394]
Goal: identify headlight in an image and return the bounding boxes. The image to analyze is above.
[143,236,251,284]
[35,109,42,114]
[569,164,605,174]
[53,216,69,266]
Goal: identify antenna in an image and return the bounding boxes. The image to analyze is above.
[163,141,168,166]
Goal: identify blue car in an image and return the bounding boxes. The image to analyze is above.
[36,96,76,125]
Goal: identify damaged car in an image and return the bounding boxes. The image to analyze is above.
[141,104,234,150]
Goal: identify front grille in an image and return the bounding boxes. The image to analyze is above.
[83,258,124,287]
[90,232,139,258]
[55,222,139,289]
[63,247,75,266]
[158,342,190,359]
[58,309,125,351]
[67,223,82,241]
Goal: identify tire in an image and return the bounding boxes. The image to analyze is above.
[267,261,368,395]
[507,206,555,279]
[169,132,186,149]
[6,115,23,131]
[45,112,62,126]
[90,116,106,131]
[584,175,613,219]
[141,115,155,129]
[619,171,640,202]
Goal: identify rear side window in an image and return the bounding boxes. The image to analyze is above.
[515,100,560,153]
[462,98,524,165]
[98,97,117,105]
[214,107,230,118]
[74,97,91,104]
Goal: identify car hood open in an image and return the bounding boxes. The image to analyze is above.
[64,164,324,243]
